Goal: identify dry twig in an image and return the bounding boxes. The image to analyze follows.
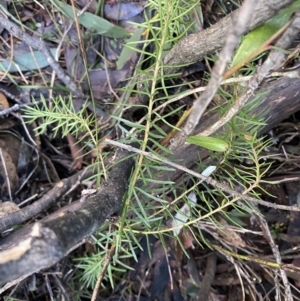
[256,215,293,300]
[0,13,83,98]
[0,148,134,287]
[170,0,258,150]
[105,139,300,212]
[199,253,217,301]
[0,167,93,232]
[163,0,295,75]
[200,10,300,137]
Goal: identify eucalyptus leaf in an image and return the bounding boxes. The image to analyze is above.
[117,27,144,70]
[187,136,228,152]
[104,1,147,21]
[52,0,131,38]
[0,48,58,73]
[232,0,300,66]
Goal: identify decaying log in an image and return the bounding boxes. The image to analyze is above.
[0,148,134,287]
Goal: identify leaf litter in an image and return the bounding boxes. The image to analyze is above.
[1,1,300,300]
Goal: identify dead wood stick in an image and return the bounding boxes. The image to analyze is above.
[0,13,83,98]
[163,0,295,75]
[199,253,217,301]
[170,0,258,150]
[0,167,92,233]
[256,214,292,300]
[0,148,134,287]
[200,10,300,137]
[136,0,295,110]
[0,12,111,122]
[143,76,300,196]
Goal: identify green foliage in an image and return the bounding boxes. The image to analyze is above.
[74,225,135,290]
[0,48,58,73]
[232,0,300,66]
[23,95,94,138]
[117,27,145,70]
[23,95,107,183]
[187,136,229,152]
[24,89,272,296]
[51,0,131,38]
[21,0,276,298]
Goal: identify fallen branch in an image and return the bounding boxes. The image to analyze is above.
[0,12,111,122]
[143,76,300,197]
[105,139,300,212]
[0,148,134,287]
[200,10,300,137]
[0,167,93,233]
[163,0,295,75]
[199,253,217,301]
[169,0,258,150]
[136,0,295,114]
[0,13,83,98]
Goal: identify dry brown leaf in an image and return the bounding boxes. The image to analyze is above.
[179,228,195,249]
[0,148,18,195]
[216,216,247,247]
[0,133,21,166]
[0,92,9,110]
